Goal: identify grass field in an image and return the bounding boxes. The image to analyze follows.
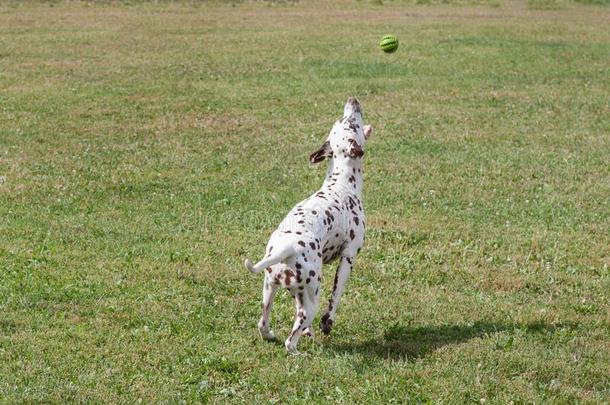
[1,0,609,402]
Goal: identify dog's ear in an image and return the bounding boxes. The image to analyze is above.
[363,125,373,140]
[347,139,364,158]
[309,141,331,164]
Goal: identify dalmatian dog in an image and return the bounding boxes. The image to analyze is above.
[244,96,373,353]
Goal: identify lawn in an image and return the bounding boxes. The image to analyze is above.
[0,0,609,403]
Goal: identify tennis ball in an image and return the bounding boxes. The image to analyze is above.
[380,35,399,53]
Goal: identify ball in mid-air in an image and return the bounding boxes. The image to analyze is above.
[380,35,399,53]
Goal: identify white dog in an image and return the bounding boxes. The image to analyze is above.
[245,97,373,353]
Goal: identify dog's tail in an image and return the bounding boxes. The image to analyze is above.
[244,244,295,274]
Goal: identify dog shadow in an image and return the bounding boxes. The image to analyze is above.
[327,320,577,360]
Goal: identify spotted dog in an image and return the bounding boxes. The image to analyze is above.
[244,97,373,353]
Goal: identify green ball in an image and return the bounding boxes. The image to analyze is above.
[380,35,399,53]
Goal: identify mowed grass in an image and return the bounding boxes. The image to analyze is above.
[1,0,609,402]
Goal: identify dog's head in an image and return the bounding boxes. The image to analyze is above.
[309,97,373,165]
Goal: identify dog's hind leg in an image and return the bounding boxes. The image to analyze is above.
[302,277,321,338]
[285,268,321,352]
[285,289,316,353]
[258,270,279,341]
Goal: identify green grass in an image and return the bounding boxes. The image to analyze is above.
[1,0,609,403]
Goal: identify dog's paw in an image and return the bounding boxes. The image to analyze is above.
[244,259,255,273]
[285,340,298,354]
[258,322,276,341]
[260,329,276,341]
[320,313,334,335]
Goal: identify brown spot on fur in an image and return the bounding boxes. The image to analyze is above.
[347,139,364,158]
[284,269,295,286]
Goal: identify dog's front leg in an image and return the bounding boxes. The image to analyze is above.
[320,256,354,335]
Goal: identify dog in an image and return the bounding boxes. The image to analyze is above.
[244,97,373,353]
